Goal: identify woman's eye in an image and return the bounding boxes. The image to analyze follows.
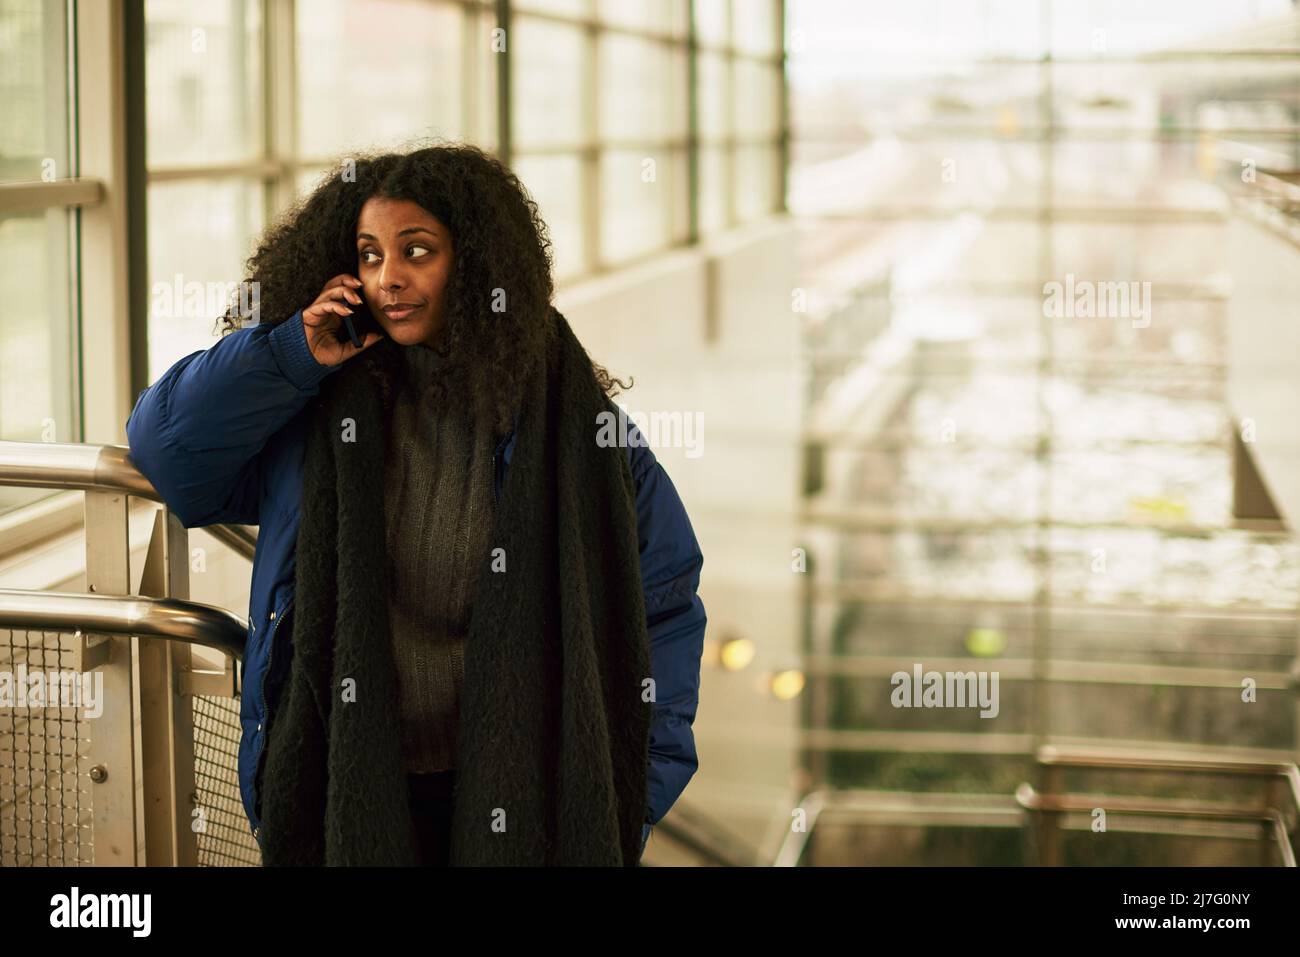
[359,245,433,263]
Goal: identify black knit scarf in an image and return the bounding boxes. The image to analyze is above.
[258,306,652,866]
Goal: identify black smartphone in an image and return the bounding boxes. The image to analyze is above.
[333,287,384,349]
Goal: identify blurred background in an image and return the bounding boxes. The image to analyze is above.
[0,0,1298,867]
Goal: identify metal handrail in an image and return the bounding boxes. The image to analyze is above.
[0,440,161,499]
[1017,745,1300,867]
[771,747,1300,866]
[772,789,1024,866]
[0,439,262,866]
[1015,789,1273,821]
[773,790,830,867]
[1036,742,1300,780]
[1017,785,1297,867]
[0,439,260,560]
[205,523,258,559]
[646,799,761,867]
[0,589,248,661]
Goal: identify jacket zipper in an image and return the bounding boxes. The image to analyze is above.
[493,413,517,506]
[252,594,294,842]
[492,442,503,506]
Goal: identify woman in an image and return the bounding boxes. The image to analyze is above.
[124,143,707,866]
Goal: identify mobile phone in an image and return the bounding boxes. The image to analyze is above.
[333,287,383,349]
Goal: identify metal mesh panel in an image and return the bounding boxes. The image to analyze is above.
[0,628,94,866]
[1,627,258,867]
[192,694,260,866]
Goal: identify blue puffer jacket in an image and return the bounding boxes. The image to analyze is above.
[124,308,706,860]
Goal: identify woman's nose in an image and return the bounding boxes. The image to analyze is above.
[378,261,407,292]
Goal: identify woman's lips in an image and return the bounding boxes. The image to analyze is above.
[382,304,422,321]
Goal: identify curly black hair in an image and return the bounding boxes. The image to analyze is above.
[216,138,631,437]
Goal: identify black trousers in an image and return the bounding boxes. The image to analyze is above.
[407,770,456,866]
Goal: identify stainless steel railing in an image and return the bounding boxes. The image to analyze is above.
[771,745,1300,866]
[0,441,155,496]
[0,439,258,866]
[0,590,247,685]
[1017,744,1300,867]
[771,789,1024,866]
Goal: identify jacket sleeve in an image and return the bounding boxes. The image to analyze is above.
[124,308,341,528]
[627,430,707,859]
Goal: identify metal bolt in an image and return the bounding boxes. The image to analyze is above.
[89,765,107,783]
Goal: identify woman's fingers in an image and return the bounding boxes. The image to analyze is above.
[302,275,369,366]
[316,276,361,305]
[322,273,360,292]
[307,298,354,323]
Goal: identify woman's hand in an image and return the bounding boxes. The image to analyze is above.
[301,274,383,367]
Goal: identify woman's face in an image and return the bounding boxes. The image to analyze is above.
[355,196,455,349]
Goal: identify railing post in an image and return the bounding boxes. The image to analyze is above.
[137,507,198,866]
[1040,764,1064,867]
[81,488,145,865]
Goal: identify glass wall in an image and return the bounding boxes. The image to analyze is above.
[788,0,1300,864]
[0,0,787,517]
[143,0,786,377]
[0,0,79,519]
[0,0,785,522]
[144,0,266,379]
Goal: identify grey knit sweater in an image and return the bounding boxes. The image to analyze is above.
[383,343,498,773]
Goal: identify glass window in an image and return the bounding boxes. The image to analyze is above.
[146,180,264,380]
[599,148,687,265]
[697,50,730,141]
[295,165,332,201]
[0,0,72,184]
[733,59,780,139]
[133,0,781,321]
[692,8,784,232]
[0,211,78,446]
[512,154,587,282]
[512,16,587,149]
[597,0,687,38]
[0,0,79,520]
[693,0,729,48]
[296,0,464,159]
[466,5,501,154]
[785,0,1300,799]
[145,0,263,168]
[732,0,778,56]
[513,0,590,17]
[597,34,687,142]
